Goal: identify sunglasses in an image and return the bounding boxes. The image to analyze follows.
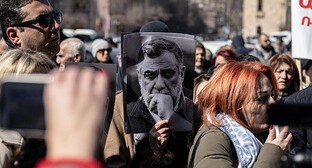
[98,48,112,52]
[11,11,62,28]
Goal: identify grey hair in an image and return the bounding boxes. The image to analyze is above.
[137,38,184,65]
[60,38,86,61]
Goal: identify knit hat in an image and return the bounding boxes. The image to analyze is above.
[91,39,111,57]
[139,20,170,32]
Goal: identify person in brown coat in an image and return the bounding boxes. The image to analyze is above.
[103,91,135,168]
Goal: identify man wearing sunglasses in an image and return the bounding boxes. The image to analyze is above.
[0,1,61,166]
[0,0,62,58]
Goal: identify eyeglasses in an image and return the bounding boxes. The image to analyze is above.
[11,11,62,28]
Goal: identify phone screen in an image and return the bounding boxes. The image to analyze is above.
[267,103,312,127]
[0,82,45,130]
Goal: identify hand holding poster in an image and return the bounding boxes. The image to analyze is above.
[292,0,312,60]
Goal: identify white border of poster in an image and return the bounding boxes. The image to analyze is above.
[292,0,312,60]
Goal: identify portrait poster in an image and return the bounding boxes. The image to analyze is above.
[65,62,116,138]
[122,32,195,133]
[291,0,312,60]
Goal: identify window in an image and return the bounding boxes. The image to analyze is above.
[257,26,262,36]
[73,0,88,12]
[258,0,263,11]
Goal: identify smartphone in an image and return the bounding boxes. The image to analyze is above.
[0,63,117,139]
[0,74,52,138]
[267,103,312,127]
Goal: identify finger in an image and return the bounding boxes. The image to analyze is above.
[157,136,161,141]
[280,126,289,133]
[157,127,170,134]
[94,70,108,102]
[284,132,293,142]
[92,71,107,105]
[44,69,67,111]
[49,68,62,83]
[278,126,290,139]
[148,97,157,112]
[161,133,169,139]
[45,68,62,95]
[50,68,63,84]
[149,94,156,98]
[266,125,276,143]
[281,133,292,151]
[63,67,79,87]
[160,137,169,145]
[89,70,109,126]
[154,120,169,130]
[55,67,79,102]
[77,68,94,97]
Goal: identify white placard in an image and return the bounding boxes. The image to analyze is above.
[292,0,312,60]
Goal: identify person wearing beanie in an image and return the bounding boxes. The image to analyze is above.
[139,20,170,32]
[91,39,113,63]
[231,35,252,57]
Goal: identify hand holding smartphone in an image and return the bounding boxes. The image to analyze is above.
[0,63,117,139]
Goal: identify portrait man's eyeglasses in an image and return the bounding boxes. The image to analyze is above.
[11,11,62,28]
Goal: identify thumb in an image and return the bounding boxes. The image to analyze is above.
[266,125,276,143]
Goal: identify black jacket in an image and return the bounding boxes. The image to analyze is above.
[285,86,312,155]
[231,35,252,56]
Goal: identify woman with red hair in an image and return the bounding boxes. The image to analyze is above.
[188,61,292,168]
[212,48,237,66]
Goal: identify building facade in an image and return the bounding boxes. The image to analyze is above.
[50,0,110,35]
[243,0,291,37]
[190,0,243,39]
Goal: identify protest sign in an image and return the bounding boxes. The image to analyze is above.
[122,32,195,133]
[292,0,312,59]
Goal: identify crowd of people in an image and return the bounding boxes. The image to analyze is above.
[0,0,312,168]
